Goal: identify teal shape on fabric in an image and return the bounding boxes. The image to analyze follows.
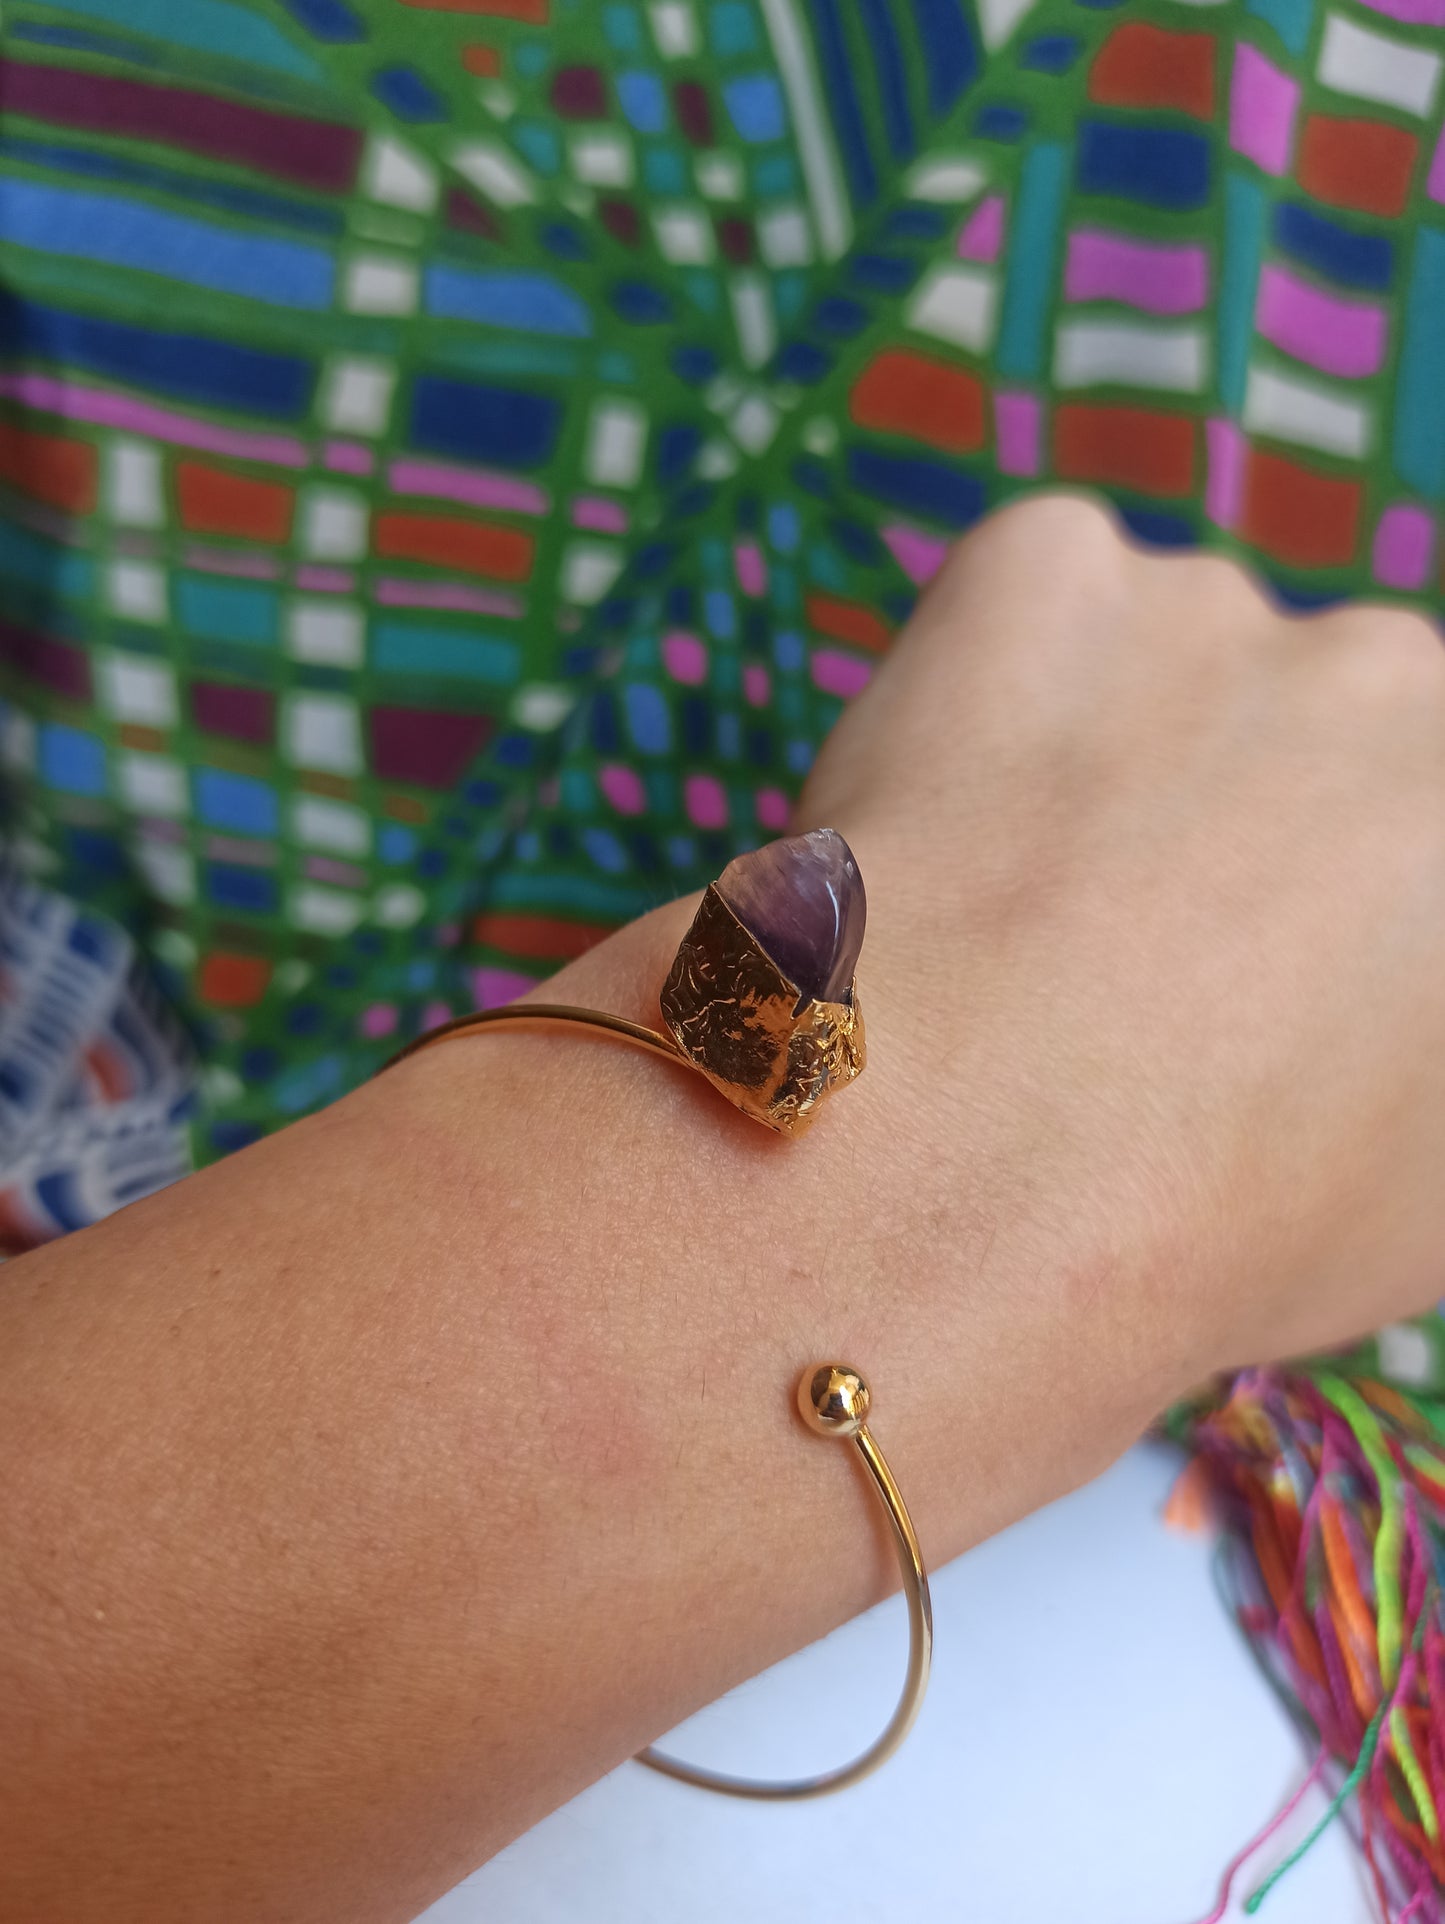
[41,0,324,77]
[616,71,669,134]
[995,141,1068,381]
[681,268,722,312]
[710,2,760,53]
[0,181,335,310]
[39,722,107,796]
[372,621,521,683]
[175,577,278,647]
[602,2,645,49]
[647,769,677,816]
[724,74,788,142]
[1395,227,1445,499]
[751,152,798,195]
[513,39,550,76]
[424,267,592,336]
[0,522,92,601]
[490,871,655,917]
[807,541,849,588]
[1220,169,1267,414]
[561,768,594,813]
[195,767,279,836]
[596,350,638,382]
[643,145,689,193]
[775,270,808,320]
[511,121,562,175]
[770,565,800,613]
[1246,0,1312,57]
[274,1054,346,1114]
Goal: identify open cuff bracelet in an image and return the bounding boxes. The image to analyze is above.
[378,828,932,1800]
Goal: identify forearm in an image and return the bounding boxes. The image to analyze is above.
[0,876,1154,1924]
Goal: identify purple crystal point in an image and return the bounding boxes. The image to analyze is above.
[715,828,866,1004]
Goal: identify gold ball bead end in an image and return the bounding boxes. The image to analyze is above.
[798,1363,871,1438]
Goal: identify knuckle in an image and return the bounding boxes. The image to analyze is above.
[930,489,1128,604]
[1317,603,1445,696]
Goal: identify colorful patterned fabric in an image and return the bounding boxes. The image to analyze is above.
[6,0,1445,1196]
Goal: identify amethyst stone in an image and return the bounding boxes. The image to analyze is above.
[715,828,866,1004]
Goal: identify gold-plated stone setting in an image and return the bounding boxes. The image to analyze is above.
[659,884,865,1137]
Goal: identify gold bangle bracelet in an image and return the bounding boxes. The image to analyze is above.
[377,831,934,1798]
[639,1360,932,1801]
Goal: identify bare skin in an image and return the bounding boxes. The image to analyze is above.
[3,493,1444,1921]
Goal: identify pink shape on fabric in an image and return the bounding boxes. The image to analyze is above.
[743,663,771,706]
[1205,419,1247,531]
[389,458,549,518]
[994,392,1042,477]
[1229,44,1300,177]
[662,630,708,684]
[473,968,537,1010]
[956,194,1004,262]
[755,787,791,830]
[571,495,628,533]
[882,523,949,583]
[599,762,647,815]
[684,774,729,829]
[810,649,874,700]
[0,371,307,467]
[360,1004,398,1039]
[1256,265,1387,378]
[294,566,354,592]
[1372,505,1435,590]
[1357,0,1445,21]
[376,578,524,617]
[324,440,375,475]
[1428,126,1445,203]
[183,545,280,580]
[1064,230,1209,315]
[734,541,768,597]
[421,1000,454,1030]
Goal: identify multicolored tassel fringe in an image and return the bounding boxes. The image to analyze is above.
[1178,1365,1445,1919]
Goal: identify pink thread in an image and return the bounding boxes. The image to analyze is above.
[1189,1751,1327,1924]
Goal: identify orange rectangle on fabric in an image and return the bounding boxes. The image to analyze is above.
[199,952,272,1007]
[177,461,294,543]
[1241,450,1361,569]
[1298,114,1418,218]
[1054,404,1196,498]
[849,350,987,453]
[1088,22,1216,119]
[396,0,546,15]
[0,419,96,514]
[804,593,894,654]
[470,912,610,960]
[374,511,535,581]
[461,42,502,74]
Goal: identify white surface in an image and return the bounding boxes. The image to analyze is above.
[418,1443,1373,1924]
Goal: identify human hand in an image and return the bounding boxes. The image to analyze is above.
[798,491,1445,1401]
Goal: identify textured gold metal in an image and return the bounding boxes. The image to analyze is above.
[637,1362,932,1800]
[659,885,865,1137]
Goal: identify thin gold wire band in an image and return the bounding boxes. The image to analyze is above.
[380,1003,688,1075]
[377,1009,932,1799]
[638,1363,933,1801]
